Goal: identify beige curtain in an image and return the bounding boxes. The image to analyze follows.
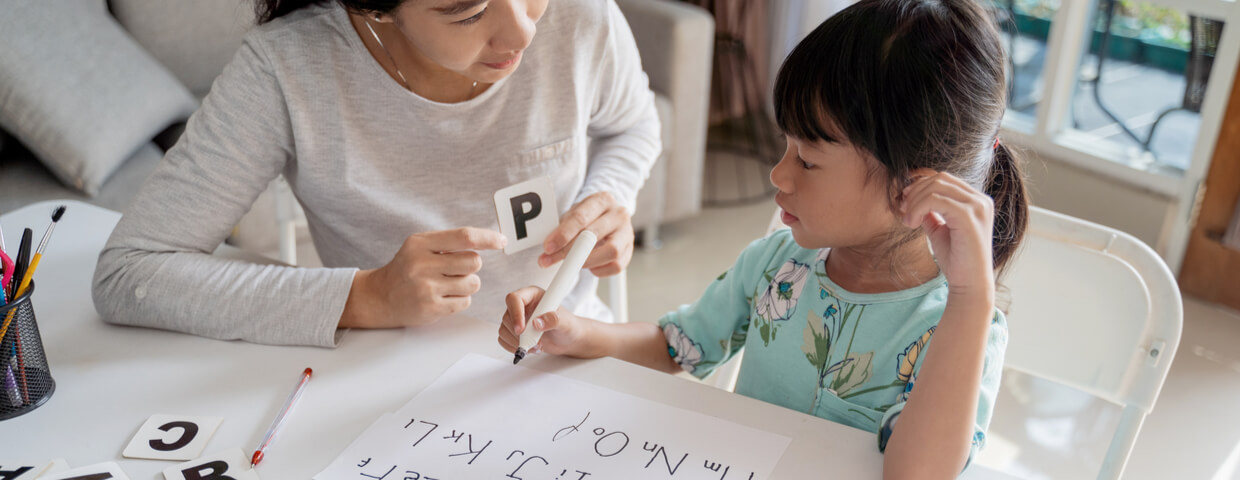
[682,0,770,125]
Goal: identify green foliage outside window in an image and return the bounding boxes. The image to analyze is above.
[1002,0,1190,48]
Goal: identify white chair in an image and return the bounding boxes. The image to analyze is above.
[994,206,1182,479]
[712,206,1182,479]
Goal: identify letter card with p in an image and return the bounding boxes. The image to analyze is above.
[495,177,558,255]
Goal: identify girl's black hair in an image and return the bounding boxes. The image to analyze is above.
[774,0,1028,277]
[254,0,404,24]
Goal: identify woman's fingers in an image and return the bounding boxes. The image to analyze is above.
[583,228,632,272]
[438,273,482,297]
[422,226,507,253]
[435,295,471,317]
[586,230,632,276]
[541,193,633,269]
[437,250,484,276]
[589,260,624,277]
[543,194,611,258]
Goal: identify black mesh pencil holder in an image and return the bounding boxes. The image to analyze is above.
[0,282,55,420]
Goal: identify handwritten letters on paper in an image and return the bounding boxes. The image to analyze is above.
[315,354,791,480]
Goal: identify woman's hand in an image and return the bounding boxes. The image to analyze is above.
[340,227,506,329]
[540,192,634,277]
[900,171,995,297]
[497,286,594,357]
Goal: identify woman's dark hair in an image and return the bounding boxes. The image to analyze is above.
[254,0,404,24]
[774,0,1028,278]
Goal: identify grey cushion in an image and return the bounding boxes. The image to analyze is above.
[0,141,165,213]
[109,0,254,98]
[0,0,197,195]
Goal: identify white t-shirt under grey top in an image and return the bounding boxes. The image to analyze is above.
[92,0,660,347]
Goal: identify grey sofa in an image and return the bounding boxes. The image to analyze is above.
[0,0,713,251]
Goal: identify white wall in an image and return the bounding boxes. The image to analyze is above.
[764,0,854,114]
[1023,154,1175,248]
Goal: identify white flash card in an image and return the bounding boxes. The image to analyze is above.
[164,448,259,480]
[1,458,66,480]
[42,461,130,480]
[494,177,558,255]
[123,414,224,460]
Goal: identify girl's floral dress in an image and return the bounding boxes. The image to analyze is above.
[659,229,1008,463]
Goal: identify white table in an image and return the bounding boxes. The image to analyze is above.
[1,200,1011,479]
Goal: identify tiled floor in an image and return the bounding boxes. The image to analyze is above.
[625,199,1240,480]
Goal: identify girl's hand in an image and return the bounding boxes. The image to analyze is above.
[341,227,507,328]
[497,286,592,357]
[900,171,995,296]
[540,192,634,277]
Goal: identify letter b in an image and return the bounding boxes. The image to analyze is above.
[181,461,235,480]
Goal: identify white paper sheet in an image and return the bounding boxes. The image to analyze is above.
[317,354,791,480]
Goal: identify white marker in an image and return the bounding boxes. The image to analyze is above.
[513,230,598,365]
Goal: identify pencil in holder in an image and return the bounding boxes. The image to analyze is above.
[0,282,55,420]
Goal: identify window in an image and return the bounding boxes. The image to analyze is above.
[988,0,1238,197]
[1068,1,1218,173]
[994,0,1061,132]
[982,0,1240,272]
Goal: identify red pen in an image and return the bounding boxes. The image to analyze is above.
[251,367,313,467]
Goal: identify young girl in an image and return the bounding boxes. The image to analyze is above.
[498,0,1026,475]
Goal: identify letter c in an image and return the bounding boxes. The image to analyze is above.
[149,421,200,452]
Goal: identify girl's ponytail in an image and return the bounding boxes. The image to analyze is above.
[984,142,1029,278]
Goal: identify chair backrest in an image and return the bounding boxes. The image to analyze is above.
[1002,206,1183,479]
[1004,206,1182,412]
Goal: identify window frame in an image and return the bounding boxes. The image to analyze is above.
[999,0,1240,272]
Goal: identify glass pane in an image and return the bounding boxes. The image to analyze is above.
[1065,0,1224,172]
[985,0,1060,131]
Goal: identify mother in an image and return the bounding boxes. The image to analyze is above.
[92,0,660,346]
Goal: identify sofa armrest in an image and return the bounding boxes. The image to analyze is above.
[616,0,714,225]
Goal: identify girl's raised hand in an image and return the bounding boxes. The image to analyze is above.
[497,286,589,357]
[540,192,634,277]
[900,171,995,296]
